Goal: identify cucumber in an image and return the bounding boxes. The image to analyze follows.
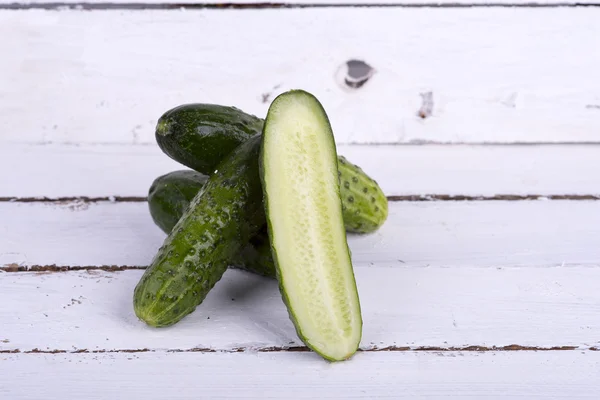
[155,103,387,233]
[156,104,263,175]
[235,226,276,277]
[147,162,387,277]
[134,135,265,327]
[147,170,275,278]
[337,156,387,233]
[148,170,208,235]
[260,90,362,361]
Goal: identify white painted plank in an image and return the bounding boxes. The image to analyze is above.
[1,352,599,400]
[2,0,594,5]
[2,201,600,268]
[1,268,599,352]
[2,9,599,145]
[2,144,600,198]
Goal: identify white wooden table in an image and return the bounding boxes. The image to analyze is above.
[1,1,600,398]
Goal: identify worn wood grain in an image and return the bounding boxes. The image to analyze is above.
[1,352,599,399]
[2,144,600,198]
[1,201,600,268]
[2,1,599,394]
[2,0,596,6]
[2,9,599,145]
[1,268,599,352]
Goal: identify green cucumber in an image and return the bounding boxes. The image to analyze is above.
[235,226,276,277]
[260,90,362,361]
[148,170,208,235]
[156,104,263,175]
[155,103,387,233]
[337,156,387,233]
[147,170,275,278]
[147,161,387,277]
[134,135,265,327]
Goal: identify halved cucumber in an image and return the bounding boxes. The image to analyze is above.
[260,90,362,361]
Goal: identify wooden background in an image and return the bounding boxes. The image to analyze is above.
[1,1,600,398]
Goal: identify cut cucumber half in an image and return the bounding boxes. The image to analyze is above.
[260,90,362,361]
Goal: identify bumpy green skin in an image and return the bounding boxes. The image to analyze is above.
[134,135,265,327]
[147,161,388,278]
[155,103,388,233]
[156,104,264,175]
[147,170,208,234]
[147,170,275,277]
[235,227,276,277]
[337,156,388,233]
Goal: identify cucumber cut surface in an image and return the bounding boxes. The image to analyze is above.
[261,90,362,361]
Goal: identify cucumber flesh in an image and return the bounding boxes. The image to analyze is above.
[261,90,362,361]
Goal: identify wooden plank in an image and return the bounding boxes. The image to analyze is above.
[1,352,599,400]
[1,9,599,145]
[1,201,600,268]
[1,268,599,352]
[1,0,595,6]
[2,144,600,198]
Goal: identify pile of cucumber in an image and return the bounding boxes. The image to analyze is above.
[134,90,388,362]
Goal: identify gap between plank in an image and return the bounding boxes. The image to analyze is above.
[0,2,599,10]
[3,263,600,272]
[0,264,147,272]
[388,194,600,201]
[1,194,599,203]
[7,141,600,147]
[0,196,148,203]
[1,345,597,354]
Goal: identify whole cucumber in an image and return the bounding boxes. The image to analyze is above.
[156,104,263,175]
[147,170,275,277]
[148,170,208,235]
[337,156,387,233]
[134,135,265,327]
[155,103,387,233]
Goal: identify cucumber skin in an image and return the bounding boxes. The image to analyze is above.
[235,227,275,277]
[148,170,208,235]
[337,156,388,233]
[260,90,362,362]
[147,161,387,278]
[148,170,275,278]
[156,104,263,175]
[155,103,388,233]
[134,135,265,327]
